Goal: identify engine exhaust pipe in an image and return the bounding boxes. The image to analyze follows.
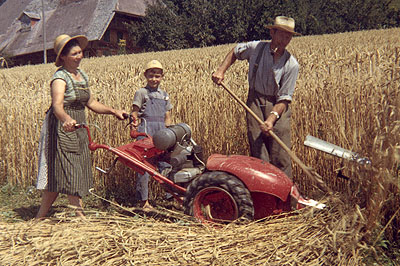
[304,135,371,165]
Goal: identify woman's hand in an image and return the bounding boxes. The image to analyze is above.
[114,109,129,120]
[62,118,77,132]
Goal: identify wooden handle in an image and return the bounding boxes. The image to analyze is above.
[219,82,330,192]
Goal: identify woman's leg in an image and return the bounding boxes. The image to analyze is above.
[35,190,59,219]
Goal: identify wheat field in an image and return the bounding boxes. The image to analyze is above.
[0,28,399,265]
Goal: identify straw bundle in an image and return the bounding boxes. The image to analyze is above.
[0,200,366,266]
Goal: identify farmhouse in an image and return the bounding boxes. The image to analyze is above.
[0,0,157,66]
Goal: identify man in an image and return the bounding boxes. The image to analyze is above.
[212,16,301,178]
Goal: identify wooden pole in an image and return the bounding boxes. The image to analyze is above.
[219,82,330,193]
[41,0,47,64]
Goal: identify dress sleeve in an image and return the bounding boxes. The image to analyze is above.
[50,69,68,86]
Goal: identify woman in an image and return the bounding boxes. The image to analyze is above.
[35,34,128,219]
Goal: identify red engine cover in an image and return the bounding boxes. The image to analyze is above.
[115,138,164,174]
[206,154,293,202]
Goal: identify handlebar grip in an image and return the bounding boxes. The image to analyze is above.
[123,113,129,119]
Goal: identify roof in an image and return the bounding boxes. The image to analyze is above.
[0,0,158,57]
[20,11,41,20]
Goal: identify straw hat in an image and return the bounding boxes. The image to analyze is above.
[266,16,301,36]
[54,34,88,67]
[145,60,163,72]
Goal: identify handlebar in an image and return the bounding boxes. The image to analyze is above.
[122,113,149,139]
[74,113,148,145]
[123,113,138,128]
[75,112,132,130]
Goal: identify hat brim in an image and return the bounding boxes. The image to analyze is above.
[55,35,88,67]
[266,25,302,36]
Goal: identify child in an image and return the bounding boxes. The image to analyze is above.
[131,60,173,210]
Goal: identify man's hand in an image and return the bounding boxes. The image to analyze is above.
[260,120,274,135]
[212,70,224,85]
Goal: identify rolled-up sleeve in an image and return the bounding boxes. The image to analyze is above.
[234,41,259,61]
[275,57,299,102]
[132,88,146,108]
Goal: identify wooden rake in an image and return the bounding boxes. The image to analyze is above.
[219,82,331,194]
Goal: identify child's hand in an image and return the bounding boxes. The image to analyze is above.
[129,116,139,128]
[132,119,140,127]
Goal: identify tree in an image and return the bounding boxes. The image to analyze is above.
[179,0,216,47]
[126,1,187,52]
[126,0,400,52]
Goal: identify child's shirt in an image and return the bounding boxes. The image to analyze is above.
[132,86,173,117]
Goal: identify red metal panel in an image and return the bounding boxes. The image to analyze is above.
[206,154,293,201]
[117,138,164,160]
[251,192,293,220]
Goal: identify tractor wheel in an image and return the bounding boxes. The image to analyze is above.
[184,171,254,223]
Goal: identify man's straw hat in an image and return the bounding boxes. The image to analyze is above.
[54,34,88,67]
[145,60,163,72]
[266,16,301,36]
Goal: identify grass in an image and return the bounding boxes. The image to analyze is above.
[0,183,101,222]
[0,183,182,223]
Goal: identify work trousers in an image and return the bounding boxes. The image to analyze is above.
[246,90,292,179]
[136,161,171,201]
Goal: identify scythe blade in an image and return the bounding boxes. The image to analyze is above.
[304,135,371,165]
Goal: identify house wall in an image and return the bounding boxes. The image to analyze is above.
[92,13,142,57]
[12,50,55,66]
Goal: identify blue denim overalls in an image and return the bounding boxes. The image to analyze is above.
[136,88,171,201]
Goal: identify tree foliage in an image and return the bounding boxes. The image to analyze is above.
[126,1,188,52]
[126,0,400,52]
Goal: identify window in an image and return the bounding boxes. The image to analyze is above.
[19,14,31,32]
[18,12,40,32]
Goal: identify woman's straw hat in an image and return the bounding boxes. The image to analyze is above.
[266,16,301,36]
[54,34,88,67]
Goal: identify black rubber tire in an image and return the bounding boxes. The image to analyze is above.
[184,171,254,222]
